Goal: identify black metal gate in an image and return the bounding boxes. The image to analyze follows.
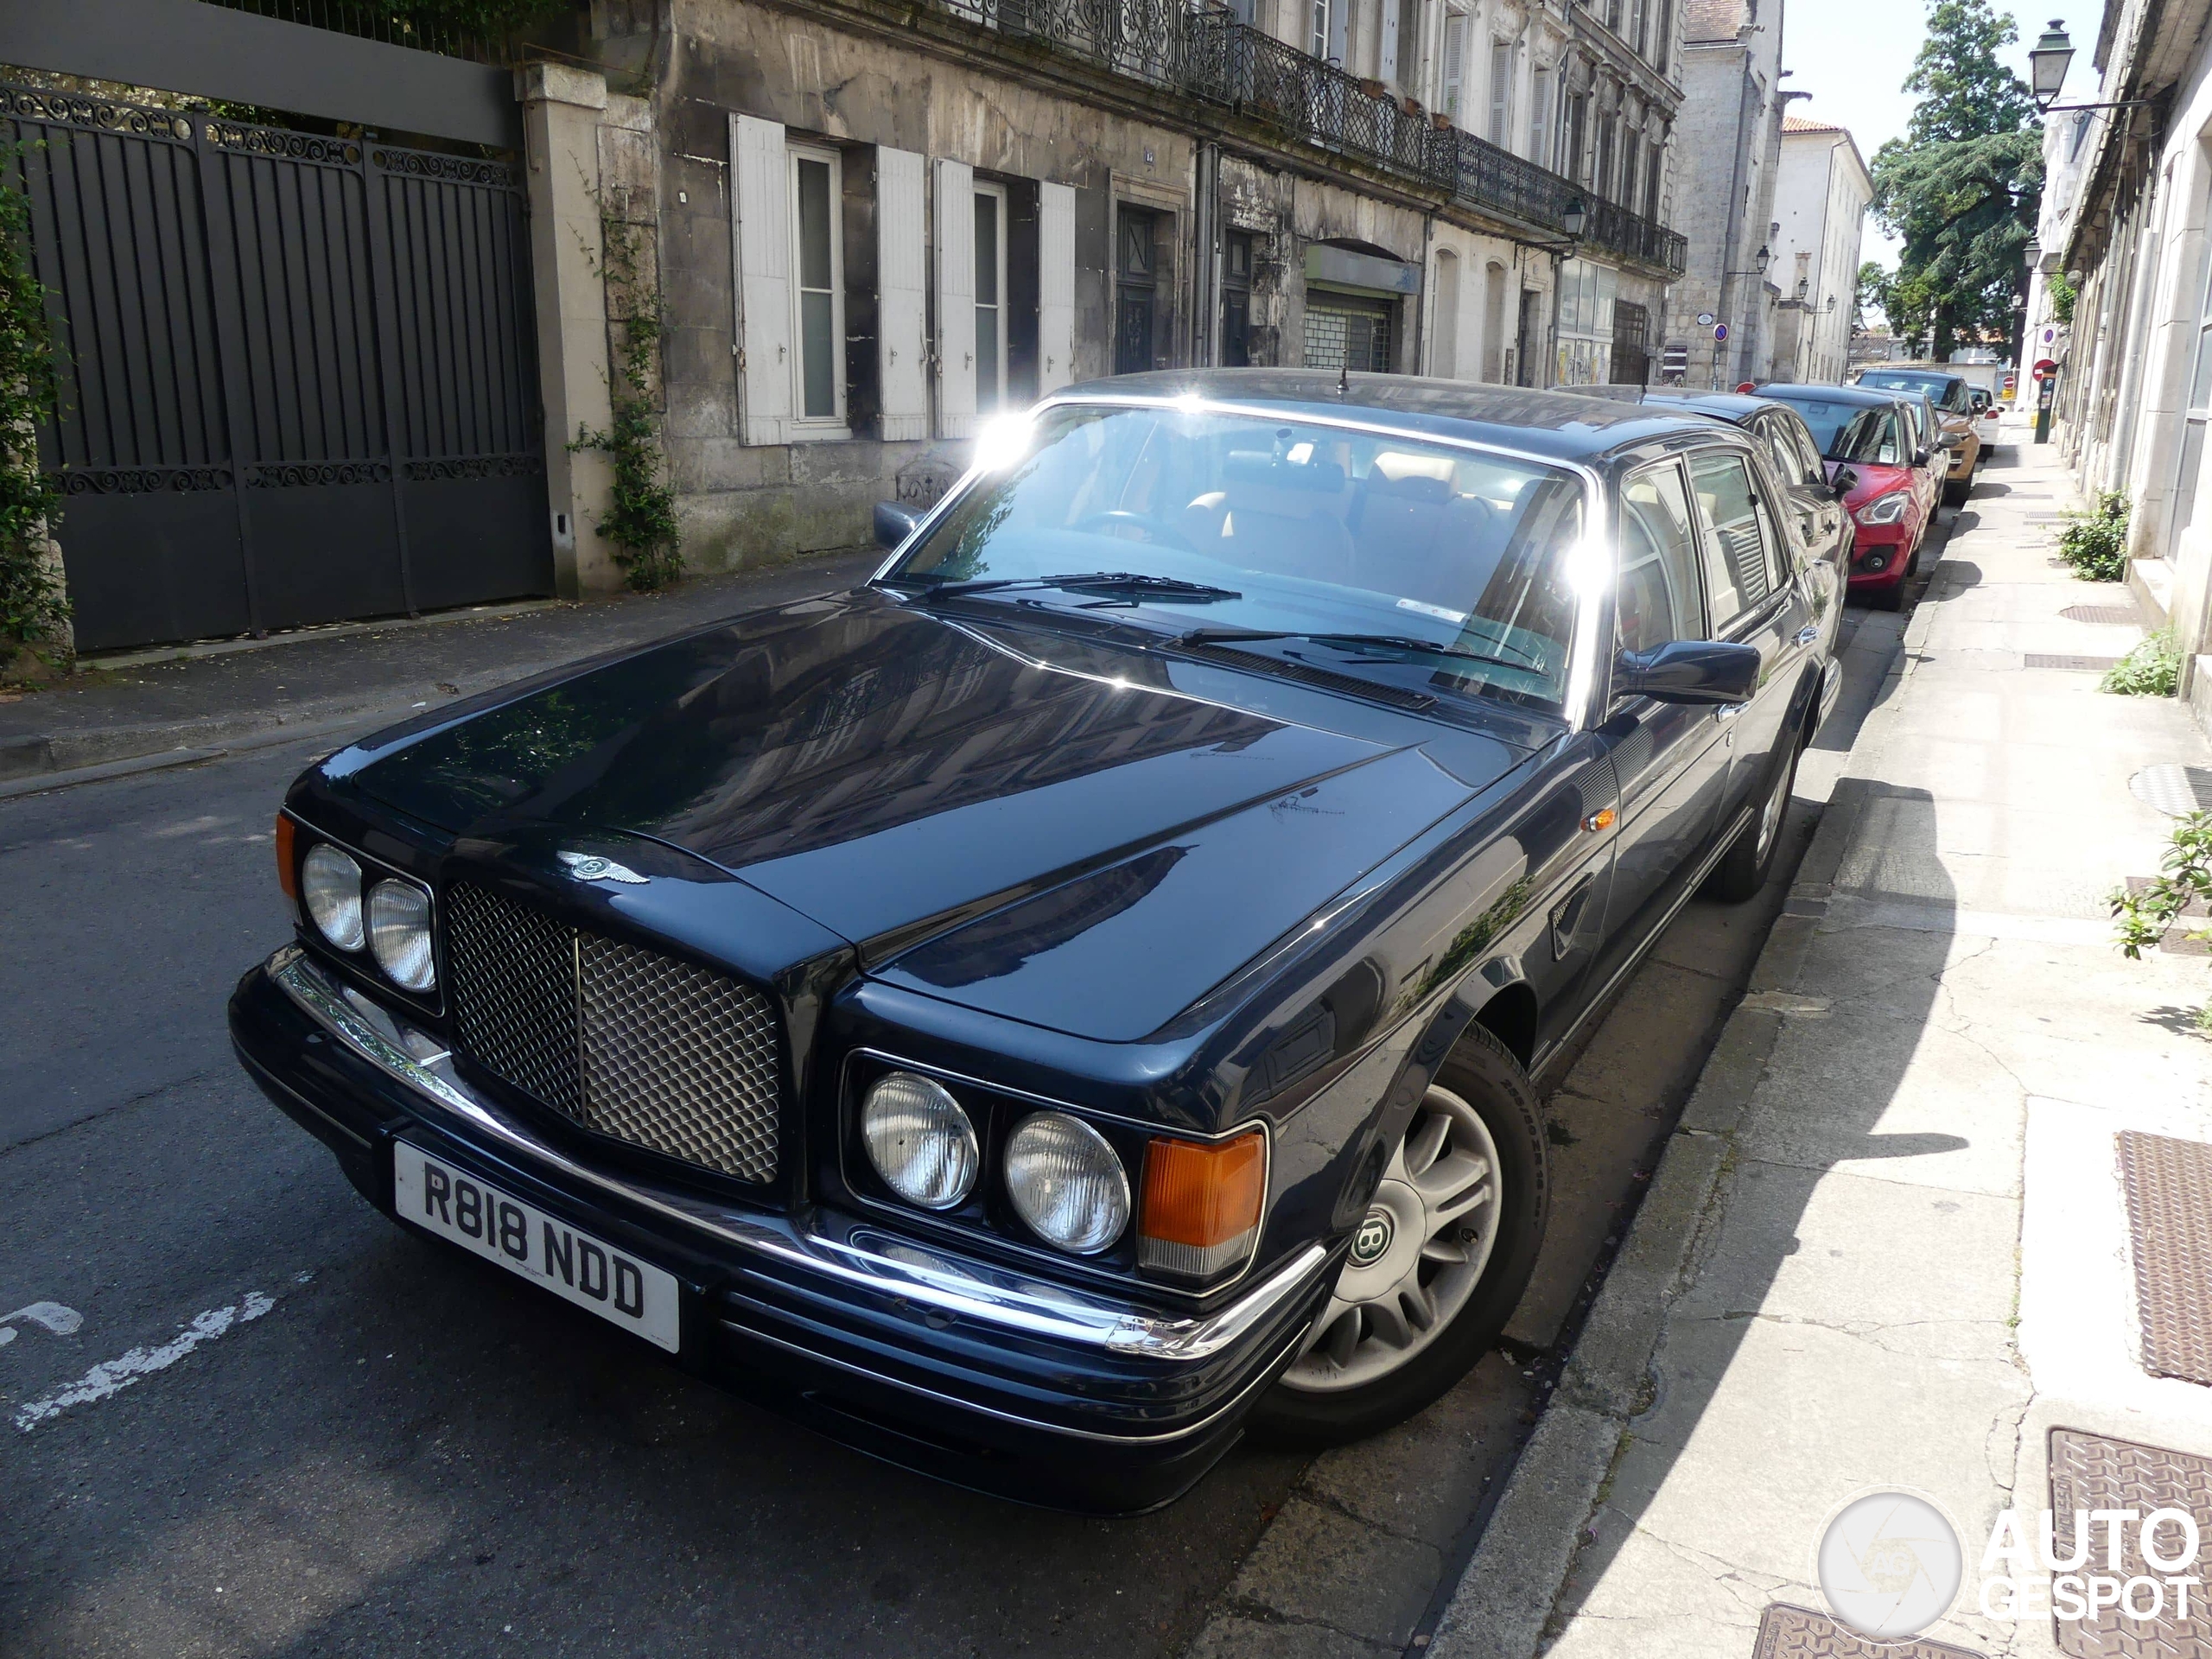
[4,83,551,652]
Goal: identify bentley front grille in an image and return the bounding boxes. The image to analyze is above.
[444,883,782,1185]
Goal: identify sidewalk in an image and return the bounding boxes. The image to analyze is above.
[0,548,880,787]
[1433,427,2212,1657]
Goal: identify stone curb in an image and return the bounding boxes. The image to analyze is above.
[1425,543,1948,1659]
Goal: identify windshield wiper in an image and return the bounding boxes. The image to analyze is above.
[1174,626,1541,673]
[904,571,1242,602]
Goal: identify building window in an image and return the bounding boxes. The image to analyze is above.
[1564,92,1589,184]
[1644,143,1664,222]
[1594,112,1617,201]
[2170,243,2212,546]
[1116,207,1160,376]
[1222,230,1255,366]
[1488,41,1513,148]
[1629,0,1649,54]
[974,181,1008,413]
[1611,300,1649,384]
[1554,256,1617,386]
[1529,69,1551,168]
[1441,12,1468,125]
[789,143,845,423]
[1620,131,1642,213]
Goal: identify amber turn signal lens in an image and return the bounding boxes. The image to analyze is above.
[1138,1132,1265,1280]
[275,814,298,900]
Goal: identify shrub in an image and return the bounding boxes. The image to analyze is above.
[0,149,68,647]
[2102,629,2180,696]
[2056,491,2131,582]
[2115,815,2212,1032]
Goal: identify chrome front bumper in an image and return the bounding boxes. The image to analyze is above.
[264,945,1329,1367]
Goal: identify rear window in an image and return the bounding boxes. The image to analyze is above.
[1862,372,1970,415]
[1765,395,1892,461]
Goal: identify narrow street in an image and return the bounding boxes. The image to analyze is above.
[0,571,1908,1658]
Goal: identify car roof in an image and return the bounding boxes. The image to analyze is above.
[1858,366,1966,385]
[1050,368,1748,466]
[1754,381,1902,410]
[1554,385,1800,424]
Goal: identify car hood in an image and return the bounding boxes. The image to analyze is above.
[340,592,1530,1040]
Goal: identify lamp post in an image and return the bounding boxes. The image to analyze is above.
[2030,21,2074,111]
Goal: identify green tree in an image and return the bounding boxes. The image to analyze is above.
[1870,0,2041,361]
[1854,260,1886,328]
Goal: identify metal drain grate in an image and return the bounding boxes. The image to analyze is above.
[2117,1131,2212,1383]
[2130,765,2212,817]
[2024,654,2121,671]
[2049,1428,2212,1656]
[1754,1605,1983,1657]
[2060,604,2143,626]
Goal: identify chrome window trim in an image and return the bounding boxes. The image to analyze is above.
[838,1046,1274,1294]
[869,392,1613,732]
[265,946,1326,1364]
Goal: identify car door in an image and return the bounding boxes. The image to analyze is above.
[1586,457,1734,991]
[1686,445,1814,825]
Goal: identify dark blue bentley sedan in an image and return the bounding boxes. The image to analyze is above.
[228,371,1840,1512]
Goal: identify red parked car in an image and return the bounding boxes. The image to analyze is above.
[1755,384,1929,609]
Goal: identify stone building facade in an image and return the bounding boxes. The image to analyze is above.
[524,0,1689,587]
[1766,115,1871,385]
[1668,0,1786,388]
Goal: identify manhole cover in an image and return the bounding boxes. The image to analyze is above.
[1754,1604,1983,1657]
[2061,604,2142,625]
[2049,1427,2212,1655]
[2130,766,2212,817]
[2118,1131,2212,1383]
[2024,654,2120,671]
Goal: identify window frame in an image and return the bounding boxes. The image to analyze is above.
[1685,446,1789,637]
[785,141,849,435]
[1487,39,1514,148]
[974,180,1010,416]
[1613,456,1712,666]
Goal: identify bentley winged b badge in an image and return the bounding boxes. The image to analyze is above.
[556,850,648,885]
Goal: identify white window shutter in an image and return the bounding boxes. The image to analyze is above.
[933,158,977,441]
[876,147,929,442]
[1380,0,1400,83]
[730,114,791,447]
[1038,182,1076,396]
[1441,16,1465,124]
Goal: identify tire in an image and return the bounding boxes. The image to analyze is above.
[1250,1022,1548,1448]
[1701,730,1803,902]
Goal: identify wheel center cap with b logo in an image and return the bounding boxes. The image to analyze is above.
[1351,1210,1395,1266]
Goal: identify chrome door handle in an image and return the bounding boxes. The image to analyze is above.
[1794,625,1820,646]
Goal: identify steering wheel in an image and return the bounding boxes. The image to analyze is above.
[1069,509,1199,554]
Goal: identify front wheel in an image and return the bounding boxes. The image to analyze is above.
[1250,1024,1548,1447]
[1702,732,1802,902]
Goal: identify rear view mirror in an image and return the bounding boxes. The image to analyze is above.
[1614,640,1762,706]
[874,501,920,550]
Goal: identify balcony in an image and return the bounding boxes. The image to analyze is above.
[963,0,1688,276]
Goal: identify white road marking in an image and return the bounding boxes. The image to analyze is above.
[12,1293,273,1430]
[0,1301,83,1347]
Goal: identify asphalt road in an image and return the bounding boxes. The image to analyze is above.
[0,594,1903,1659]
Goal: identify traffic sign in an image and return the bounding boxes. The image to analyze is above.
[1695,312,1715,327]
[1713,323,1729,342]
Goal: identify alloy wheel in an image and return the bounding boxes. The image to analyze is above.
[1754,747,1795,863]
[1280,1085,1503,1394]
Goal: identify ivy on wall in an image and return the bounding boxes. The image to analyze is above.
[0,149,67,649]
[569,212,682,592]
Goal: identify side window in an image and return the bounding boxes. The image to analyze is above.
[1783,416,1826,487]
[1616,462,1705,655]
[1873,412,1904,466]
[1756,417,1803,489]
[1688,450,1778,630]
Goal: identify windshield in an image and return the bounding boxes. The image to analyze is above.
[887,404,1589,709]
[1766,396,1900,463]
[1860,371,1969,413]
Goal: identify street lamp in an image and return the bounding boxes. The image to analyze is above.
[2030,21,2074,111]
[2023,237,2042,270]
[1561,196,1587,240]
[1754,244,1772,276]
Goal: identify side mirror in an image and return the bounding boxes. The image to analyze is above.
[1913,448,1934,469]
[1614,639,1762,706]
[874,500,921,550]
[1831,465,1859,498]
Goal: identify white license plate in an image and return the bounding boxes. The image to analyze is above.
[393,1142,680,1351]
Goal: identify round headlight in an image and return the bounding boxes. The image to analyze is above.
[1004,1112,1129,1255]
[367,879,437,992]
[302,843,364,950]
[861,1072,979,1211]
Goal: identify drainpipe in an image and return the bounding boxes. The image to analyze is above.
[1192,143,1218,366]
